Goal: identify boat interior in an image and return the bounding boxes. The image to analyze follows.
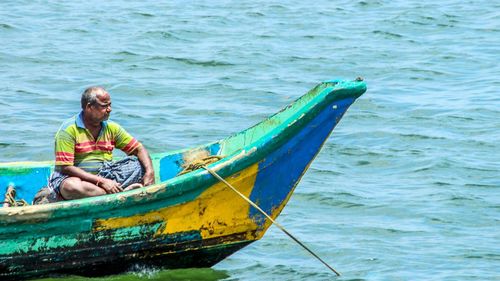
[0,82,330,206]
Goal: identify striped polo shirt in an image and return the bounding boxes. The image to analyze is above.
[54,112,141,174]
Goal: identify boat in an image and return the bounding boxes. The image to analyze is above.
[0,79,366,280]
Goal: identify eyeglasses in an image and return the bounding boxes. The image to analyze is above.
[90,101,111,109]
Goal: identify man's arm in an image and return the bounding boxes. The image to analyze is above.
[130,145,155,186]
[112,123,155,186]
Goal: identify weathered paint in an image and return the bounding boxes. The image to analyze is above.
[250,97,356,226]
[94,163,260,241]
[0,79,366,279]
[0,166,52,203]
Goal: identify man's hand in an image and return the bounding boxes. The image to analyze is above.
[99,178,122,194]
[142,171,155,186]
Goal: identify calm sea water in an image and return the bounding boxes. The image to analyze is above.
[1,0,499,280]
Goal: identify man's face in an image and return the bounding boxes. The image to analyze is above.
[88,92,112,122]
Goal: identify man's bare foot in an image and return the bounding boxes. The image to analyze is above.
[123,183,143,191]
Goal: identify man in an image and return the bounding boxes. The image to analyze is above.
[47,86,154,200]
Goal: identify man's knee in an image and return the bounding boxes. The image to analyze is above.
[60,177,107,200]
[60,177,83,197]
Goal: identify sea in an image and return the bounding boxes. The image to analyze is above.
[0,1,498,280]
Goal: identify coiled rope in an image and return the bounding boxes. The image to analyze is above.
[178,155,224,175]
[2,185,29,207]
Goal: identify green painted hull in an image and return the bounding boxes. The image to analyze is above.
[0,79,366,280]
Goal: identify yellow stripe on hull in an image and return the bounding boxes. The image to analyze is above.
[94,163,264,241]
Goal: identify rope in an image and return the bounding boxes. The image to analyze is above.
[178,155,224,175]
[2,186,29,207]
[202,165,341,276]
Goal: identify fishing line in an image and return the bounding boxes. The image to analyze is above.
[202,165,341,276]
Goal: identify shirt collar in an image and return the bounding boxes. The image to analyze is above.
[76,111,108,129]
[76,111,85,128]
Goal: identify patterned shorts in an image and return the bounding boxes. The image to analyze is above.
[47,156,145,199]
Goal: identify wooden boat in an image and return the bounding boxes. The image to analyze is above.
[0,79,366,280]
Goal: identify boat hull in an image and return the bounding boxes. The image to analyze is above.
[0,80,366,279]
[2,234,251,280]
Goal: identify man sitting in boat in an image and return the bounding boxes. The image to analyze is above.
[46,86,155,201]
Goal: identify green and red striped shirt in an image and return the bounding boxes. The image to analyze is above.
[54,112,141,174]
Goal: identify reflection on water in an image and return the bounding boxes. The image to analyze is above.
[36,267,229,281]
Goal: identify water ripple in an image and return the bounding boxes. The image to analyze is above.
[146,55,234,67]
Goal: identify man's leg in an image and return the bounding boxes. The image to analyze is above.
[98,157,145,189]
[60,177,106,200]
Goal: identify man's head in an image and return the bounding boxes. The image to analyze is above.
[81,86,112,123]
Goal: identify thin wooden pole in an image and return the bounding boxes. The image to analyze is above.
[202,165,341,276]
